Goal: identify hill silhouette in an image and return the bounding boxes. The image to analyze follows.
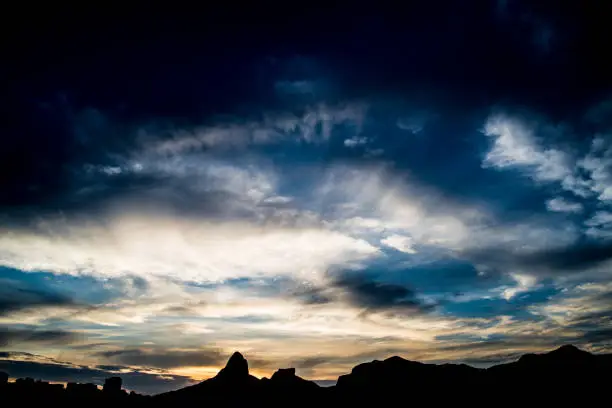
[1,345,610,406]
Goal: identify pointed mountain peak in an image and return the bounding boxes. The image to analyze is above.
[217,351,249,379]
[228,351,246,364]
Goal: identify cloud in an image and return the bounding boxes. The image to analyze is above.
[344,136,368,147]
[482,114,571,183]
[290,285,334,305]
[0,327,80,347]
[293,356,330,369]
[331,275,434,315]
[501,274,537,300]
[466,240,612,280]
[381,235,417,254]
[530,282,612,348]
[144,103,366,154]
[324,165,577,256]
[585,211,612,239]
[1,116,581,295]
[576,136,612,202]
[72,156,282,220]
[0,213,379,284]
[545,197,583,213]
[480,108,612,258]
[481,110,612,205]
[95,348,224,369]
[582,328,612,343]
[515,242,612,273]
[0,279,75,316]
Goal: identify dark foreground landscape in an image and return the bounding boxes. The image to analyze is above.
[1,345,610,406]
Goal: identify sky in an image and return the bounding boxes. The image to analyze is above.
[1,1,612,394]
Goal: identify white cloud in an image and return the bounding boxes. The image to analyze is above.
[482,114,571,182]
[585,211,612,227]
[585,211,612,239]
[0,214,379,284]
[546,197,583,213]
[4,156,578,305]
[318,166,472,248]
[381,235,417,254]
[482,113,612,208]
[501,274,537,300]
[323,165,576,254]
[578,136,612,202]
[344,136,368,147]
[261,196,293,205]
[145,103,366,154]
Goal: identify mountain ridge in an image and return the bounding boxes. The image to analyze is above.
[3,344,611,406]
[154,344,611,405]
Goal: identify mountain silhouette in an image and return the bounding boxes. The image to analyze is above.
[153,344,611,406]
[156,351,260,404]
[156,350,321,405]
[216,351,251,380]
[2,345,611,406]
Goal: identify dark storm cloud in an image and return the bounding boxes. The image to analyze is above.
[289,273,436,314]
[519,242,612,271]
[294,357,329,369]
[0,355,195,394]
[291,286,334,305]
[0,327,81,347]
[95,348,224,369]
[465,241,612,277]
[0,279,75,316]
[331,275,435,315]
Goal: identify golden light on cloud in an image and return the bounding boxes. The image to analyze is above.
[170,366,224,381]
